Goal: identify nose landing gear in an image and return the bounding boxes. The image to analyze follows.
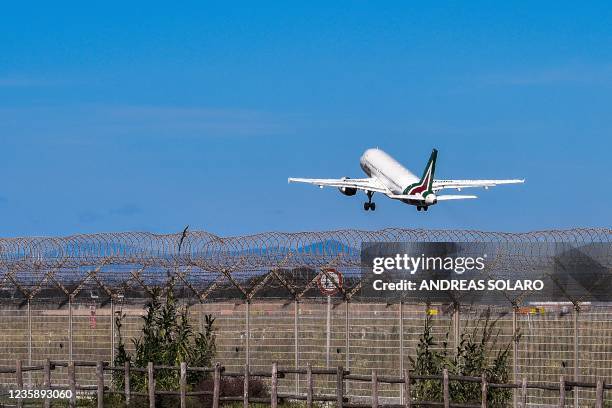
[416,206,429,212]
[364,191,376,211]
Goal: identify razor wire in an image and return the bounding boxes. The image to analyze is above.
[0,228,609,303]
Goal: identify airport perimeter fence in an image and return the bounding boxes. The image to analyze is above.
[0,228,610,407]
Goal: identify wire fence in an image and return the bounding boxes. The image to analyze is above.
[0,228,610,406]
[0,300,610,406]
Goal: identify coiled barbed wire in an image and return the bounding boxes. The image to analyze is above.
[0,228,609,267]
[0,228,609,302]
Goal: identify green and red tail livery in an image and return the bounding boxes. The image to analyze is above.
[403,149,437,196]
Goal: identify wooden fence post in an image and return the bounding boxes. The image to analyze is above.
[180,362,187,408]
[481,373,487,408]
[403,369,412,408]
[68,361,76,408]
[306,363,312,408]
[306,363,313,408]
[15,360,23,408]
[336,365,344,408]
[559,376,565,408]
[97,361,104,408]
[520,377,527,408]
[595,378,604,408]
[212,363,221,408]
[148,362,155,408]
[371,369,379,408]
[271,362,278,408]
[243,363,249,408]
[124,361,131,406]
[443,368,450,408]
[43,358,51,408]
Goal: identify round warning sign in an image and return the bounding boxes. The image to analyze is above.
[317,268,343,296]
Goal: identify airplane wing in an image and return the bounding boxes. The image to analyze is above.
[387,194,477,201]
[435,194,478,201]
[432,179,524,191]
[288,177,390,194]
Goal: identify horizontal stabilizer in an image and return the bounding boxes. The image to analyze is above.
[436,195,477,201]
[387,194,421,200]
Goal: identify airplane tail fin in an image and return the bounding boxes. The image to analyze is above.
[403,149,437,196]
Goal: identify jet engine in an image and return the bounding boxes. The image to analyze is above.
[338,177,357,196]
[424,194,437,205]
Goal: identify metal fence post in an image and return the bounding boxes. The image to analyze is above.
[111,298,115,365]
[294,299,299,395]
[513,306,518,408]
[69,296,73,363]
[326,295,331,368]
[453,303,460,351]
[245,301,250,366]
[27,298,32,388]
[345,301,350,371]
[399,301,404,403]
[573,305,580,408]
[345,300,350,396]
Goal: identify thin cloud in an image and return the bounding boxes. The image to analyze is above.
[104,105,288,136]
[0,104,289,139]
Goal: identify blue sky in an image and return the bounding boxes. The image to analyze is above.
[1,2,611,237]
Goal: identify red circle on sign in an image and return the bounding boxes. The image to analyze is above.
[317,268,343,296]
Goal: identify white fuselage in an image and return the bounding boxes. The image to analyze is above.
[359,148,419,194]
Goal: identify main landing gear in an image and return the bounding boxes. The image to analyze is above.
[416,205,428,212]
[364,191,376,211]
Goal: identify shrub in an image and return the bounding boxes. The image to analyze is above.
[408,308,512,407]
[112,286,217,407]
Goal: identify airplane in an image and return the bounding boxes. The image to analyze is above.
[288,148,524,212]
